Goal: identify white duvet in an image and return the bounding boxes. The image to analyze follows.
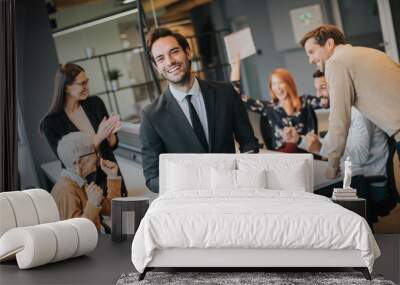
[131,190,380,273]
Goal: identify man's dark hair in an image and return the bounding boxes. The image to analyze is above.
[300,24,346,47]
[312,70,325,79]
[146,28,190,63]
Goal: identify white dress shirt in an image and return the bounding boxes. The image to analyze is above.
[168,78,210,144]
[320,107,388,177]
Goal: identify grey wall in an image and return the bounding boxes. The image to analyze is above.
[268,0,331,51]
[268,0,334,95]
[16,0,59,188]
[211,0,286,99]
[211,0,335,98]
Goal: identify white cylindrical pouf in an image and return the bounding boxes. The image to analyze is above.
[17,226,57,269]
[42,221,79,262]
[0,226,58,269]
[65,218,98,257]
[1,192,39,227]
[24,189,60,223]
[0,196,17,237]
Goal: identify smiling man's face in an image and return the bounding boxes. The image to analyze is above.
[151,36,192,86]
[304,37,335,72]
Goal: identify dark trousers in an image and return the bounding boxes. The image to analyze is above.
[397,141,400,161]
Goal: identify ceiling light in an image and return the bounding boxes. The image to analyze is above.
[53,9,138,37]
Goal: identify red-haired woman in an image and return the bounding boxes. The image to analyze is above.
[232,63,319,152]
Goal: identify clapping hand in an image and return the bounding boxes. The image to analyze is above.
[86,182,104,207]
[282,127,299,144]
[100,158,118,178]
[108,113,122,134]
[304,131,322,153]
[94,114,121,148]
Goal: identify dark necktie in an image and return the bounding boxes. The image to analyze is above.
[186,95,209,151]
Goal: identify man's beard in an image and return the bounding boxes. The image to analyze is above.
[163,60,192,86]
[170,69,191,86]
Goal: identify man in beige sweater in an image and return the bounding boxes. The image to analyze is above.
[301,24,400,178]
[51,132,121,231]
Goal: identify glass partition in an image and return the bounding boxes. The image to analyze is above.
[48,0,231,152]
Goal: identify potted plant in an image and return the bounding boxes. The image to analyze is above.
[108,69,122,91]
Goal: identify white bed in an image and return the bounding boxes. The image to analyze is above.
[131,154,380,280]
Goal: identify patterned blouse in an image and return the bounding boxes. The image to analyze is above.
[243,95,324,150]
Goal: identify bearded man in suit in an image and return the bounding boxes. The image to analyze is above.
[140,28,259,193]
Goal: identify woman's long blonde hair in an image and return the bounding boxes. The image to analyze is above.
[268,68,301,112]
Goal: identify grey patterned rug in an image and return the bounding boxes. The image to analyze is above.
[116,271,396,285]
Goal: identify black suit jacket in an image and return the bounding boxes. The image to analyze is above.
[41,96,127,196]
[139,78,259,193]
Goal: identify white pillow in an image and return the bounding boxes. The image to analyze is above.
[237,158,308,192]
[167,162,210,191]
[265,162,307,191]
[236,169,267,188]
[211,168,236,190]
[211,169,267,190]
[166,159,236,192]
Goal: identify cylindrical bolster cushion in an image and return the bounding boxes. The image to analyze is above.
[0,196,17,237]
[24,189,60,223]
[0,226,57,269]
[0,192,39,227]
[42,221,79,263]
[64,218,98,257]
[0,218,97,269]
